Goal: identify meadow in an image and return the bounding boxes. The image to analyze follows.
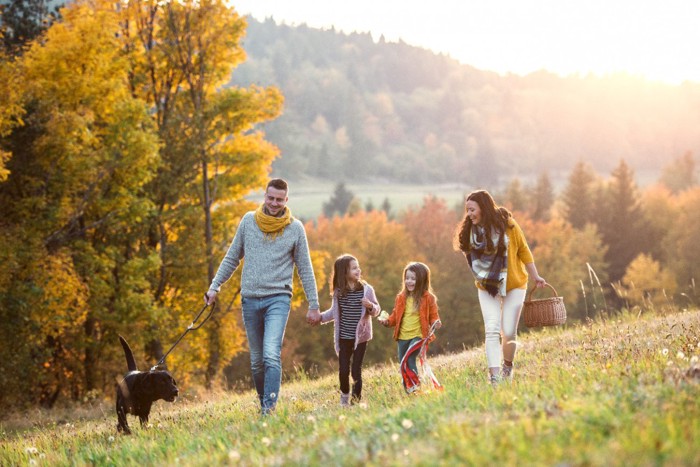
[1,309,699,466]
[246,182,474,219]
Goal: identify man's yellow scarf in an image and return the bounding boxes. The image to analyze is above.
[254,204,293,240]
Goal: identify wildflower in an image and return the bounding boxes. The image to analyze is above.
[108,436,115,443]
[677,351,685,360]
[662,348,669,356]
[24,447,38,455]
[261,437,271,447]
[228,450,241,461]
[401,419,414,429]
[391,433,399,442]
[691,356,699,365]
[306,415,316,423]
[338,415,346,421]
[29,460,37,466]
[262,422,268,428]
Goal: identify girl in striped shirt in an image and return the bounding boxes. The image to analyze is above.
[320,254,381,406]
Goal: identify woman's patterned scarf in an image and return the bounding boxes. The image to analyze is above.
[467,224,508,297]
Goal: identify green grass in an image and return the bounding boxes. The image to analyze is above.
[2,310,699,466]
[247,182,471,219]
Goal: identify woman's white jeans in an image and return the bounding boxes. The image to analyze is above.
[477,288,527,369]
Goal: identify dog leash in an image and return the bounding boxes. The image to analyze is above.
[150,299,217,371]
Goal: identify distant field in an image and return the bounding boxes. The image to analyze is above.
[247,182,473,220]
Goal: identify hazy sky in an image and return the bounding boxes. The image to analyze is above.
[229,0,700,85]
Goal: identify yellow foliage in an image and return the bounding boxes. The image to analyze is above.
[621,253,677,308]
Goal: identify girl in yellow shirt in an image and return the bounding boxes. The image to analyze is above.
[379,262,441,393]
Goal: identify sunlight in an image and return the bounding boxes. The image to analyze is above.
[230,0,700,85]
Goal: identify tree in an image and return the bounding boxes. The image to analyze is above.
[0,0,61,56]
[619,253,677,311]
[561,161,597,229]
[0,50,23,181]
[0,1,160,406]
[595,160,648,283]
[322,182,355,218]
[659,151,696,194]
[531,171,554,221]
[502,177,528,213]
[665,187,700,297]
[122,0,284,388]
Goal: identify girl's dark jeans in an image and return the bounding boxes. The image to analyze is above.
[338,339,367,401]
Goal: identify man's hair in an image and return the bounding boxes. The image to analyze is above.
[266,178,288,193]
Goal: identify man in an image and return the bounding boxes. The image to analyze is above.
[205,178,321,415]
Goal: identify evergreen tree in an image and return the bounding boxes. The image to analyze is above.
[322,182,354,217]
[502,178,528,213]
[381,197,393,219]
[659,151,696,194]
[596,160,647,283]
[0,0,61,56]
[562,161,597,229]
[531,171,554,221]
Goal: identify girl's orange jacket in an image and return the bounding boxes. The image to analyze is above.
[386,290,440,342]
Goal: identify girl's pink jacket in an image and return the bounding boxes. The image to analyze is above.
[320,283,381,355]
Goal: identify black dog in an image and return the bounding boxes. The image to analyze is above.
[116,335,179,434]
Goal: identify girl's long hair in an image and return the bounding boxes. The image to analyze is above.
[452,190,511,253]
[330,254,363,297]
[400,262,433,300]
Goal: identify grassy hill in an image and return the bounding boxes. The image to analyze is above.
[2,310,699,466]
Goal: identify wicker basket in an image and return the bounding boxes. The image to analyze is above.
[522,284,566,327]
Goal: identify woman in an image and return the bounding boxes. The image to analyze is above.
[453,190,546,385]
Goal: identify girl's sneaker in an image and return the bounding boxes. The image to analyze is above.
[340,392,351,407]
[502,364,514,382]
[489,373,501,387]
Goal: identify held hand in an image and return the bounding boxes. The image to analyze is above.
[534,276,547,288]
[378,319,389,327]
[361,298,372,308]
[433,320,442,330]
[306,308,321,326]
[204,291,217,306]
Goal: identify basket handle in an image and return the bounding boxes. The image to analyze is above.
[526,283,558,301]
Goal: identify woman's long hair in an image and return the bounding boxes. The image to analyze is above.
[452,190,511,253]
[330,254,362,297]
[400,262,433,300]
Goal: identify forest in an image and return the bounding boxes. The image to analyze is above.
[0,0,698,411]
[231,16,700,185]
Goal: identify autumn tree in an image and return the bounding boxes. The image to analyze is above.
[665,187,700,298]
[518,215,608,320]
[122,0,284,387]
[619,253,677,312]
[0,1,160,407]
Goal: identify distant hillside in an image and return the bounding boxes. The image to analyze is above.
[230,17,700,186]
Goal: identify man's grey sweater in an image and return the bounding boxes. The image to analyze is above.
[209,212,319,309]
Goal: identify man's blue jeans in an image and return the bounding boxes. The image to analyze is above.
[241,294,291,413]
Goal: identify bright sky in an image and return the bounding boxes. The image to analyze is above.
[229,0,700,85]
